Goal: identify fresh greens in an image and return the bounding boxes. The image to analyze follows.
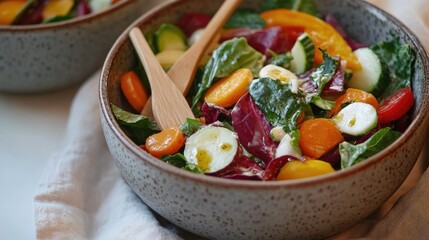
[160,153,187,168]
[161,153,204,173]
[260,0,321,17]
[340,128,402,169]
[249,78,304,133]
[371,38,415,98]
[179,118,204,136]
[267,50,293,69]
[111,104,159,145]
[191,37,265,113]
[224,9,266,29]
[310,49,340,95]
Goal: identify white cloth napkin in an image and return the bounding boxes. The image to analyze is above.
[34,1,429,239]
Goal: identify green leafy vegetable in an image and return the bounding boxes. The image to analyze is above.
[191,37,265,113]
[224,9,266,29]
[249,78,304,133]
[309,95,335,110]
[340,128,402,169]
[183,164,204,174]
[179,118,204,136]
[267,50,293,69]
[160,153,187,168]
[44,14,73,23]
[261,0,321,17]
[311,49,340,95]
[111,104,159,145]
[371,38,415,98]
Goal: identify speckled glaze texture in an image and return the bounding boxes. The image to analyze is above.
[99,0,429,239]
[0,0,152,93]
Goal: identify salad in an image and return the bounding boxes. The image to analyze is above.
[112,0,416,181]
[0,0,120,25]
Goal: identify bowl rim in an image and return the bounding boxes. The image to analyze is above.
[100,0,429,189]
[0,0,137,31]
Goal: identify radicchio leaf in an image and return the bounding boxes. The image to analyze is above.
[221,27,291,58]
[263,155,298,181]
[201,102,231,124]
[231,93,277,164]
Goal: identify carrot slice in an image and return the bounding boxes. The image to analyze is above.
[204,68,253,107]
[0,1,27,25]
[145,127,185,158]
[331,88,379,116]
[299,118,344,159]
[120,71,149,113]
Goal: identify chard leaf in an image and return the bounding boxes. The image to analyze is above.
[179,118,204,136]
[249,78,304,133]
[225,9,266,29]
[261,0,321,17]
[191,38,265,113]
[183,164,204,174]
[111,104,159,145]
[371,38,415,98]
[311,49,340,95]
[267,50,293,69]
[161,153,187,168]
[309,95,335,110]
[340,128,401,169]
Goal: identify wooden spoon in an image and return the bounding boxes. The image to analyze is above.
[141,0,242,117]
[129,27,194,130]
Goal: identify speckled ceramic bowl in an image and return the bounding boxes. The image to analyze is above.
[0,0,161,93]
[99,0,429,239]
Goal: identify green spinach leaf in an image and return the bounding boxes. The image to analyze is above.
[311,49,339,95]
[371,38,415,98]
[111,104,159,145]
[160,153,187,168]
[249,78,304,133]
[267,50,293,69]
[191,37,265,113]
[179,118,204,136]
[224,9,266,29]
[261,0,321,17]
[340,128,401,169]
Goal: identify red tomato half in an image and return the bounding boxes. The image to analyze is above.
[378,87,414,124]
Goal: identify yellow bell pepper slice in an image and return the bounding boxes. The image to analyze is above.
[277,159,335,180]
[42,0,74,21]
[260,9,361,70]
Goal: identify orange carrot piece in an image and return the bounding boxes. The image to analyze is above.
[145,127,185,158]
[299,118,344,159]
[120,71,149,113]
[0,1,27,25]
[204,68,253,107]
[331,88,379,116]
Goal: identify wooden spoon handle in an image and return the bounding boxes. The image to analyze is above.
[168,0,243,95]
[129,27,194,129]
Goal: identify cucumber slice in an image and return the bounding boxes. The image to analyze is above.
[290,33,315,74]
[155,50,185,69]
[331,102,378,136]
[347,48,389,97]
[154,23,188,53]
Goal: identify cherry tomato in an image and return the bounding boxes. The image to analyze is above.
[378,87,414,124]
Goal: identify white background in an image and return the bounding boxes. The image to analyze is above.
[0,85,80,239]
